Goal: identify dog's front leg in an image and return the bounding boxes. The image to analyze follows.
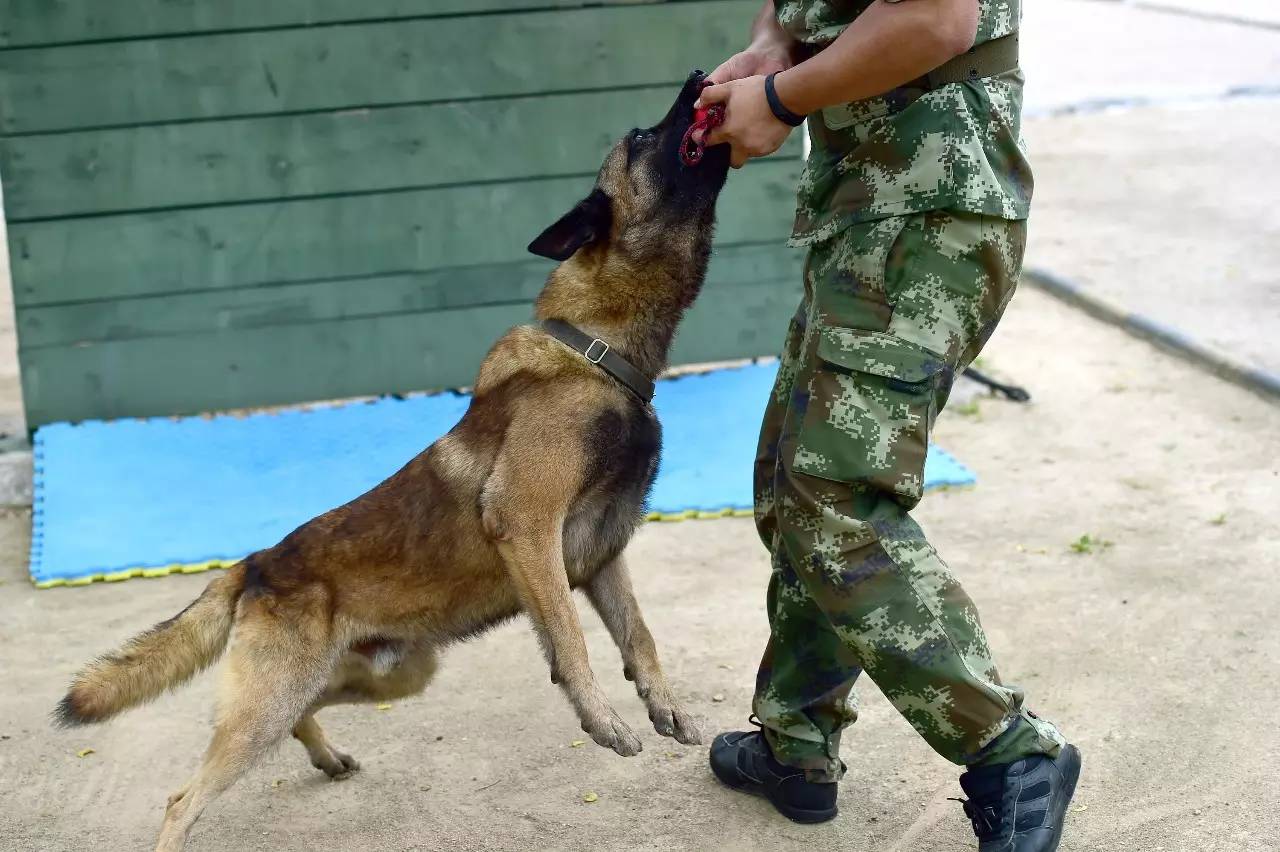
[586,556,702,745]
[496,530,643,757]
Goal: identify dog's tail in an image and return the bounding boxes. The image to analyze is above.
[54,563,247,727]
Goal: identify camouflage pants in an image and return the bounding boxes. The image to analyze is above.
[752,210,1066,782]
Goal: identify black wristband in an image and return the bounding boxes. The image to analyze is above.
[764,72,806,127]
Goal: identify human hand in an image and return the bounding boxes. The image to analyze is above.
[707,45,792,85]
[694,75,794,168]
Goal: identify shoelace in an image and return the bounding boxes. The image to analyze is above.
[679,81,726,167]
[949,795,1002,838]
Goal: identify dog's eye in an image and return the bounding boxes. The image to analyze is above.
[631,128,655,143]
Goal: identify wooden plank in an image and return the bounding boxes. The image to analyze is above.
[0,88,801,220]
[17,244,802,348]
[670,273,801,366]
[8,159,801,307]
[19,301,531,426]
[0,1,754,133]
[0,1,666,49]
[18,274,802,425]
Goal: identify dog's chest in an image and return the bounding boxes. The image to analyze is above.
[563,404,661,581]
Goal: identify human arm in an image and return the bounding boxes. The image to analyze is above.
[705,1,801,84]
[697,0,980,167]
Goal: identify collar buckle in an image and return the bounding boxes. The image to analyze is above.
[584,338,610,364]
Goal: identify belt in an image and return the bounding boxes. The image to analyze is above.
[914,31,1019,90]
[539,319,655,404]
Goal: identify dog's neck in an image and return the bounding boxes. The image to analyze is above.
[533,235,712,380]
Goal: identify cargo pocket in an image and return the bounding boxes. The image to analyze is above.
[806,216,910,329]
[791,326,945,509]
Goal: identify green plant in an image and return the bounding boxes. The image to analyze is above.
[1069,534,1113,555]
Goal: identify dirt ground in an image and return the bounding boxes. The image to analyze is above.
[2,284,1277,852]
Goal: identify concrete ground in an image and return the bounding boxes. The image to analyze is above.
[3,286,1278,851]
[2,1,1279,851]
[1023,99,1280,376]
[1022,0,1280,117]
[0,182,20,446]
[1133,0,1280,29]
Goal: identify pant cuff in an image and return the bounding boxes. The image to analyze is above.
[965,710,1066,767]
[761,725,846,782]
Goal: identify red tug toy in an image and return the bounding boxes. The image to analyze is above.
[679,80,725,167]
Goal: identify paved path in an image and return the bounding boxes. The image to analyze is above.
[1133,0,1280,29]
[0,182,20,444]
[1017,0,1280,380]
[1023,99,1280,378]
[1022,0,1280,116]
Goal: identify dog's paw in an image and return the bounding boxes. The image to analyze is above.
[649,703,703,745]
[583,710,643,757]
[313,747,361,780]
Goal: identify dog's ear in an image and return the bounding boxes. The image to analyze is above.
[527,188,613,261]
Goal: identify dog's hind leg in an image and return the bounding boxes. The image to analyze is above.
[585,555,702,745]
[292,714,360,779]
[293,642,439,777]
[156,596,335,852]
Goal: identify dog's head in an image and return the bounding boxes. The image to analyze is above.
[527,71,730,265]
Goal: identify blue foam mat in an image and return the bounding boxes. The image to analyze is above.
[29,362,975,587]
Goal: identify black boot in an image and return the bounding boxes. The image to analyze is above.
[957,744,1082,852]
[709,730,839,824]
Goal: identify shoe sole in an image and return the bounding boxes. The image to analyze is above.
[710,756,838,825]
[1044,745,1083,852]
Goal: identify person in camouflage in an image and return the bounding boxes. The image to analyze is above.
[695,2,1081,849]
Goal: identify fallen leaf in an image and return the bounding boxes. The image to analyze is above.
[582,791,598,803]
[272,779,284,788]
[376,703,393,711]
[76,748,95,758]
[1073,804,1088,813]
[570,740,585,748]
[717,663,734,670]
[711,693,725,703]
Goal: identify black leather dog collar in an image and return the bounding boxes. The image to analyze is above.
[540,319,655,404]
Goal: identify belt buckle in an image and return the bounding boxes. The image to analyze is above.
[584,339,610,364]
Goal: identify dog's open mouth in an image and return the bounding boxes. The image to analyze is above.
[678,79,725,167]
[679,103,725,166]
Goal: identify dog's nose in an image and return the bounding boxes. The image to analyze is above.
[656,71,707,130]
[681,70,708,101]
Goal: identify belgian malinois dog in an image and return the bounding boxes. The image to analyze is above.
[55,72,730,851]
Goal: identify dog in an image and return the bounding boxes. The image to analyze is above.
[54,71,731,852]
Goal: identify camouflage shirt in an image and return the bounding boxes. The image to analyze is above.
[775,0,1031,245]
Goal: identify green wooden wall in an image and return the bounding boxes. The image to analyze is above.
[0,0,803,426]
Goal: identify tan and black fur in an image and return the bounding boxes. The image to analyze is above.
[55,73,731,852]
